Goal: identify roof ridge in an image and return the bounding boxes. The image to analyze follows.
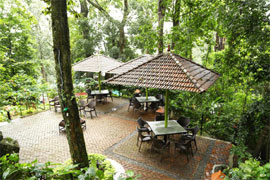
[73,54,121,66]
[107,55,146,73]
[99,54,122,63]
[172,53,220,76]
[107,54,154,73]
[169,53,205,92]
[72,54,95,66]
[105,54,162,84]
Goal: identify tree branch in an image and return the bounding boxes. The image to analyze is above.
[86,0,120,26]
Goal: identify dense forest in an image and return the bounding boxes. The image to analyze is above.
[0,0,270,178]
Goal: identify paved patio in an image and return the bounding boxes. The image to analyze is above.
[0,97,232,180]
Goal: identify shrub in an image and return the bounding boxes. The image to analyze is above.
[225,158,270,180]
[0,153,135,180]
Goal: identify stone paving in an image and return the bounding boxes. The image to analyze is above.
[0,97,232,180]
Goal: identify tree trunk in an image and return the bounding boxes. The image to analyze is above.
[254,126,270,160]
[119,0,128,54]
[38,41,47,82]
[51,0,88,168]
[87,0,129,57]
[171,0,181,50]
[158,0,167,54]
[80,0,92,57]
[215,32,225,51]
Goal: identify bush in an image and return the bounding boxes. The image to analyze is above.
[225,158,270,180]
[0,153,136,180]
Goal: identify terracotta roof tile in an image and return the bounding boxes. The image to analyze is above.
[106,53,219,93]
[106,54,154,74]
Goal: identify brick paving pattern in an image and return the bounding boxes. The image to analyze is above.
[0,97,231,179]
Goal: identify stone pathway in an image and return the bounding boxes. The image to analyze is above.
[0,97,231,179]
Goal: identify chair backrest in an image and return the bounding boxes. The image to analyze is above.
[137,127,145,138]
[86,89,91,96]
[192,125,199,136]
[158,96,165,106]
[87,100,96,108]
[155,115,165,121]
[54,96,59,101]
[133,99,142,109]
[177,116,190,128]
[109,90,112,96]
[78,99,86,106]
[133,93,141,97]
[137,117,146,128]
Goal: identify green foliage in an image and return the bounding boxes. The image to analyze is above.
[225,159,270,180]
[0,153,135,180]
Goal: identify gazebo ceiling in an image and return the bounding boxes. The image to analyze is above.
[73,54,123,73]
[106,54,154,74]
[106,53,220,93]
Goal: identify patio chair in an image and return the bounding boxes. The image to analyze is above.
[182,125,199,150]
[155,115,165,121]
[127,97,135,111]
[84,100,97,118]
[59,119,86,133]
[149,101,159,111]
[96,94,106,103]
[151,137,170,162]
[156,94,165,107]
[137,117,151,133]
[133,99,144,112]
[49,96,59,111]
[78,99,87,116]
[108,90,113,102]
[86,89,94,102]
[177,116,190,129]
[174,138,193,161]
[137,127,152,152]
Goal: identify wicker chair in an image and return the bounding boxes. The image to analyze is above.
[86,89,94,103]
[177,116,191,129]
[181,125,199,150]
[174,138,193,161]
[84,100,97,118]
[151,137,170,162]
[137,127,152,152]
[128,97,135,111]
[137,117,151,132]
[96,94,106,103]
[108,90,113,102]
[59,119,86,133]
[78,99,87,116]
[133,99,144,112]
[49,96,59,112]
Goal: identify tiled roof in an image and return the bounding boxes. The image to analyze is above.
[106,54,155,74]
[73,54,123,73]
[106,53,220,93]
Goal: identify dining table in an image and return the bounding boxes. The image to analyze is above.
[147,120,187,142]
[91,89,109,96]
[135,96,159,111]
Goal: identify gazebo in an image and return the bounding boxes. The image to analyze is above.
[106,52,219,127]
[106,54,154,75]
[73,54,123,91]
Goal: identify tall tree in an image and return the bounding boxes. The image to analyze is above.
[79,0,92,57]
[171,0,181,50]
[87,0,129,58]
[158,0,167,53]
[51,0,88,167]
